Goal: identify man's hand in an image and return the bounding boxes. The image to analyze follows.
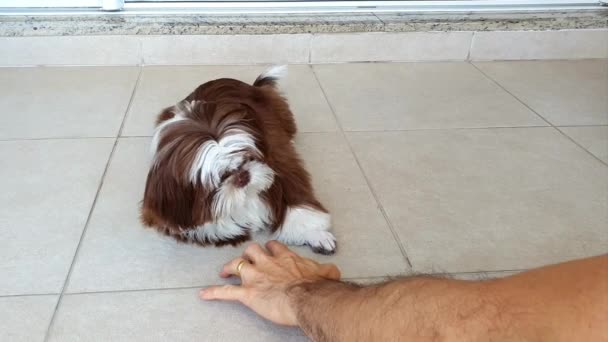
[199,241,341,326]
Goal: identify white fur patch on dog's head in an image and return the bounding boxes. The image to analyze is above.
[188,130,258,188]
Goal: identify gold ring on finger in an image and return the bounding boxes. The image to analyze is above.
[236,260,247,276]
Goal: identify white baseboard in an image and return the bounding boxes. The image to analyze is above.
[0,29,605,66]
[470,29,608,60]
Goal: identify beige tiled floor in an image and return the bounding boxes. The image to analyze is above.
[1,60,607,341]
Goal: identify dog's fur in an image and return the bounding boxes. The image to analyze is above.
[141,66,336,254]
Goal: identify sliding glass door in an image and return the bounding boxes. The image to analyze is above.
[0,0,101,6]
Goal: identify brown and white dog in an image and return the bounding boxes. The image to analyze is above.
[140,66,336,254]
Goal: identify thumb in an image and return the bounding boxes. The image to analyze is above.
[200,285,247,302]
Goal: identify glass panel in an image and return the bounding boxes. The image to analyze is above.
[0,0,101,7]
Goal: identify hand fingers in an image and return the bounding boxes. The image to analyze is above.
[265,240,293,256]
[220,257,251,278]
[242,243,269,264]
[200,285,248,302]
[265,241,340,279]
[318,263,341,280]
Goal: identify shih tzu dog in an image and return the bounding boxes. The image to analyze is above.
[140,66,336,254]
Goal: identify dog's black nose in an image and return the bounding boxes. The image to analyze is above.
[234,169,250,188]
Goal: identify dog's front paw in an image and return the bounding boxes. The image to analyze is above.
[275,206,337,254]
[304,230,337,255]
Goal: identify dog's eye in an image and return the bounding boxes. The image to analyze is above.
[219,172,230,183]
[238,158,252,171]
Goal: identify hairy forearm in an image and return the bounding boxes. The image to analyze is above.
[288,277,498,342]
[287,256,608,342]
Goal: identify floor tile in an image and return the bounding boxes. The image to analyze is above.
[348,128,608,273]
[0,67,139,139]
[475,60,608,126]
[559,126,608,164]
[49,289,305,342]
[0,139,114,295]
[121,65,337,136]
[313,62,545,131]
[0,295,58,342]
[67,134,406,293]
[286,133,407,276]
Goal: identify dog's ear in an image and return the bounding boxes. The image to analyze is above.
[155,100,197,126]
[155,106,176,126]
[141,163,207,229]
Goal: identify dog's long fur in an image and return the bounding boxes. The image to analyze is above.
[141,66,336,254]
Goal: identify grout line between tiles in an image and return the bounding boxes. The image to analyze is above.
[118,126,550,138]
[470,62,608,168]
[1,58,605,69]
[63,285,206,297]
[0,267,529,300]
[469,62,554,126]
[42,138,119,342]
[309,64,413,269]
[42,68,143,342]
[117,67,144,137]
[118,135,154,138]
[139,37,144,66]
[555,124,608,128]
[7,125,601,143]
[343,125,551,133]
[554,126,608,167]
[308,34,313,64]
[466,32,475,61]
[0,293,60,299]
[0,136,116,142]
[118,130,344,139]
[6,124,602,143]
[556,124,608,128]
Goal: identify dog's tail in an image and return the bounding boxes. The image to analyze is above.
[253,65,287,88]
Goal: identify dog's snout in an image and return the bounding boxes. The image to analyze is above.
[233,169,250,188]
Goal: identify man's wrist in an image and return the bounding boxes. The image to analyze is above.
[286,280,360,330]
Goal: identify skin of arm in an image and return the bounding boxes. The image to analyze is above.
[200,241,608,342]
